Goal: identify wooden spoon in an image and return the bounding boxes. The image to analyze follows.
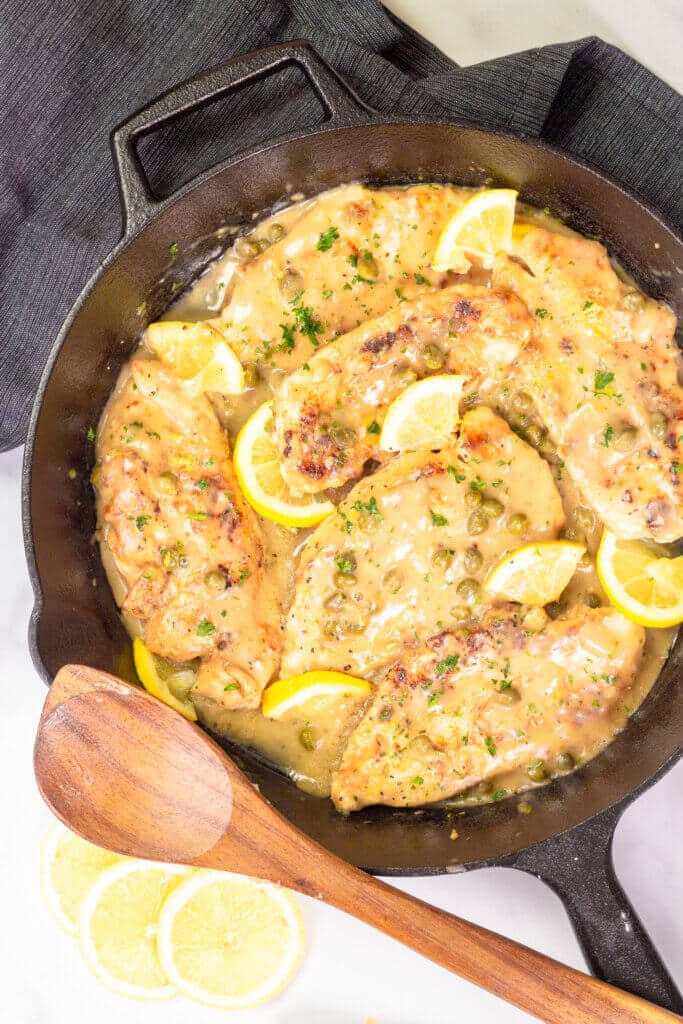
[34,665,680,1024]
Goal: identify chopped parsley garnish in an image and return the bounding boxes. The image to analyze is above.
[316,226,339,252]
[278,323,296,352]
[414,272,430,285]
[197,618,216,637]
[394,287,407,302]
[334,554,356,574]
[469,475,486,492]
[187,512,208,521]
[353,496,381,518]
[410,775,425,787]
[601,424,614,448]
[223,682,239,691]
[197,479,210,490]
[435,654,459,676]
[594,369,615,393]
[238,569,250,586]
[302,362,311,371]
[672,462,682,475]
[367,420,380,435]
[292,300,323,347]
[583,300,594,310]
[86,426,95,442]
[430,510,448,526]
[640,361,647,371]
[146,430,160,440]
[168,241,178,256]
[485,736,497,757]
[135,515,150,531]
[447,465,466,483]
[492,789,507,801]
[322,289,333,299]
[535,307,550,319]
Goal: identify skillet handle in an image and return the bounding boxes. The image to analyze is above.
[505,807,683,1014]
[110,40,372,236]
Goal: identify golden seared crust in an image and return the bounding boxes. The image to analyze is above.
[273,285,533,495]
[496,228,683,541]
[282,407,564,678]
[331,605,645,812]
[97,359,281,709]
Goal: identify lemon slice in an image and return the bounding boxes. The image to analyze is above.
[146,320,244,394]
[485,541,586,606]
[234,401,334,527]
[133,637,197,722]
[432,189,518,272]
[41,820,123,936]
[262,670,372,719]
[80,859,192,1000]
[596,529,683,627]
[157,871,304,1009]
[379,374,466,452]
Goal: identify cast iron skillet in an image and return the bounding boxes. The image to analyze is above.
[22,41,683,1012]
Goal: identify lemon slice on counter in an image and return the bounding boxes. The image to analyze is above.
[41,821,123,936]
[262,670,373,719]
[234,401,334,528]
[157,871,304,1009]
[379,374,467,452]
[596,529,683,627]
[485,541,586,606]
[133,637,197,721]
[80,860,192,1000]
[432,188,518,272]
[146,320,245,394]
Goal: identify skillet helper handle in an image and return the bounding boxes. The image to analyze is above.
[506,809,683,1015]
[110,40,372,235]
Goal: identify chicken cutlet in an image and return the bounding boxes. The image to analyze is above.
[274,285,533,494]
[97,359,281,708]
[331,604,645,812]
[495,227,682,541]
[218,183,471,372]
[281,407,564,678]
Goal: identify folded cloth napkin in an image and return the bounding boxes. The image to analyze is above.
[1,0,681,451]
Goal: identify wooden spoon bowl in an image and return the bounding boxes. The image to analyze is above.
[34,665,681,1024]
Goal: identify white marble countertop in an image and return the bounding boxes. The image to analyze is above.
[3,4,682,1022]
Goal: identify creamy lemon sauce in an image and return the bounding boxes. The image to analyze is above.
[97,185,675,803]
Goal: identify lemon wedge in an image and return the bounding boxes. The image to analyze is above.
[79,860,192,1000]
[485,541,586,606]
[432,188,518,272]
[262,670,372,719]
[379,374,466,452]
[41,821,123,936]
[146,320,244,394]
[596,529,683,627]
[234,401,334,527]
[133,637,197,721]
[157,871,304,1009]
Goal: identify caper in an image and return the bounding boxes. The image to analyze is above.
[357,253,379,279]
[507,512,529,535]
[523,606,548,631]
[614,425,639,453]
[527,759,548,783]
[557,751,576,771]
[330,425,357,448]
[391,364,418,388]
[421,343,446,370]
[158,471,178,495]
[464,546,483,574]
[649,411,668,439]
[464,490,482,511]
[279,269,303,299]
[583,591,601,608]
[324,591,346,611]
[323,619,342,638]
[161,548,179,571]
[204,570,228,591]
[511,390,533,416]
[299,726,316,750]
[235,236,260,261]
[481,497,504,518]
[383,568,404,594]
[456,577,481,606]
[432,547,455,569]
[524,423,545,448]
[496,685,521,705]
[450,604,469,622]
[621,290,647,313]
[573,505,597,533]
[267,222,286,243]
[243,362,260,388]
[334,571,357,589]
[467,510,489,535]
[546,599,567,619]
